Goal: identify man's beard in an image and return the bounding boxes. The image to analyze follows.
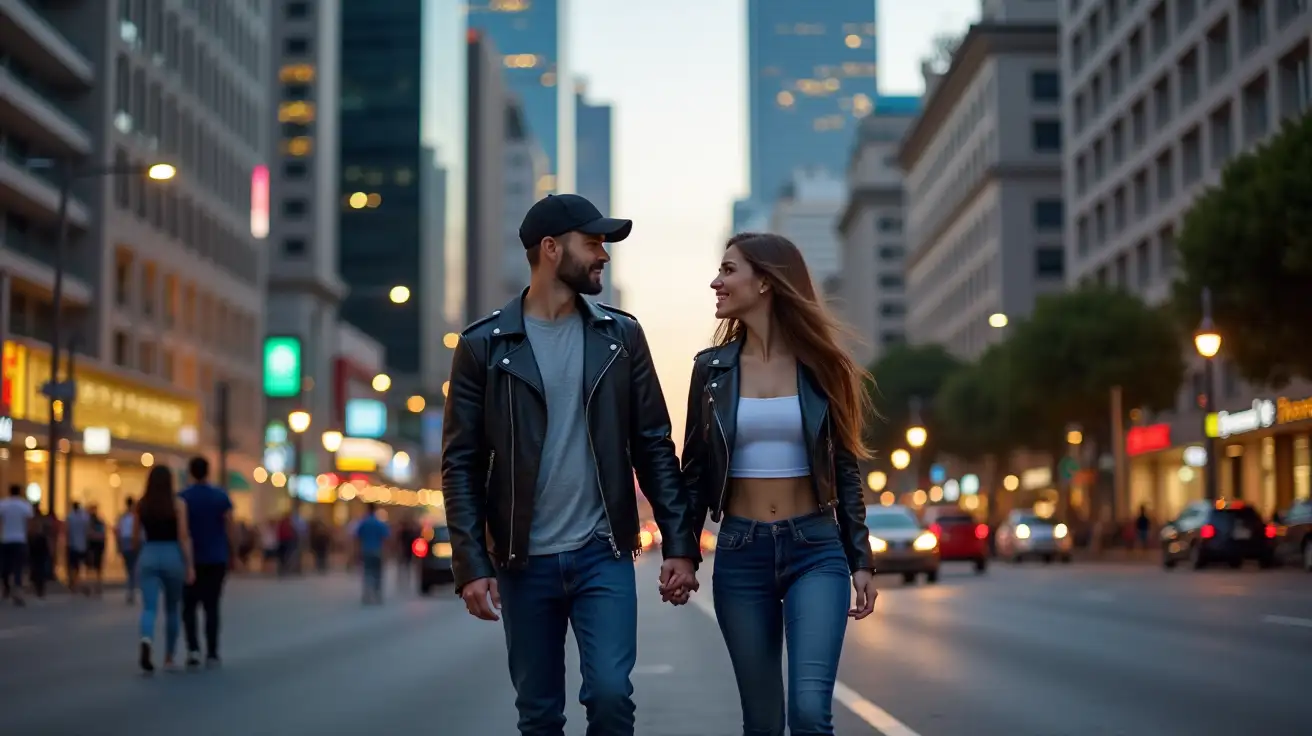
[557,247,604,295]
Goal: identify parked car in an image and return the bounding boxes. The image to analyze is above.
[413,523,454,594]
[1161,499,1276,570]
[996,510,1073,564]
[865,504,941,584]
[1272,499,1312,571]
[922,506,989,573]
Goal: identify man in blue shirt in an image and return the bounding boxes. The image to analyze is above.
[354,504,390,605]
[179,457,236,668]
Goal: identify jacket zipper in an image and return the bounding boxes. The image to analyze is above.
[585,344,623,559]
[709,393,731,519]
[820,407,833,510]
[507,381,517,564]
[485,451,496,489]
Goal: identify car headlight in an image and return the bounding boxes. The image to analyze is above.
[1015,524,1031,540]
[1053,523,1068,539]
[913,531,938,551]
[431,542,453,558]
[868,535,888,553]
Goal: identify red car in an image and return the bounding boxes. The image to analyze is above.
[922,506,989,573]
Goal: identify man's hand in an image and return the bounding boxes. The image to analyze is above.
[658,557,698,606]
[460,577,501,621]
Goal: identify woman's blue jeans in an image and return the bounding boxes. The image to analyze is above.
[138,542,186,656]
[712,510,852,736]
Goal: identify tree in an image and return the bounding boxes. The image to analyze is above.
[934,342,1032,461]
[865,344,965,463]
[1005,287,1186,443]
[1172,113,1312,388]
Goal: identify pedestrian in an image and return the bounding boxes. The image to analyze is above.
[679,232,879,735]
[27,504,53,599]
[354,504,390,604]
[85,503,107,597]
[310,517,330,573]
[259,519,278,573]
[1136,504,1152,551]
[0,484,34,606]
[178,456,236,668]
[443,193,700,735]
[275,512,296,576]
[117,498,139,604]
[133,465,195,674]
[65,501,91,595]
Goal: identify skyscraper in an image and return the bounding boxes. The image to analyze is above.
[746,0,881,205]
[338,0,462,395]
[466,0,574,195]
[575,83,616,304]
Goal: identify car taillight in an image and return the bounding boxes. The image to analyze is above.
[929,523,942,537]
[1200,524,1216,539]
[975,524,989,540]
[411,538,429,557]
[1265,523,1277,539]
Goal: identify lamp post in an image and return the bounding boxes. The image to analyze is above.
[288,410,311,497]
[905,396,928,492]
[26,158,175,514]
[1193,287,1222,501]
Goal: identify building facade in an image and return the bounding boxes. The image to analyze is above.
[836,111,916,367]
[575,83,616,305]
[501,98,544,305]
[466,0,573,194]
[1061,0,1312,520]
[899,16,1065,360]
[0,0,271,519]
[768,169,847,297]
[465,30,509,320]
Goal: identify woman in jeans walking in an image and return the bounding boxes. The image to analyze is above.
[680,232,878,735]
[132,465,195,673]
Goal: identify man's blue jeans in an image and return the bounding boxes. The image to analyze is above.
[497,533,637,736]
[712,510,852,736]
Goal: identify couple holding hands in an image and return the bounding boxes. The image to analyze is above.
[441,193,878,736]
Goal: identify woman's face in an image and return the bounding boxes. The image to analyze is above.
[710,245,767,320]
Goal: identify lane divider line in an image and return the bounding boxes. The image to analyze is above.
[1261,614,1312,629]
[689,591,924,736]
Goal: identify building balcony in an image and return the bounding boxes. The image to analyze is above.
[0,0,94,89]
[0,66,92,158]
[0,154,91,230]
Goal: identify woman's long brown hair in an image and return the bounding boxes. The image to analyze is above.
[714,232,874,459]
[138,465,177,523]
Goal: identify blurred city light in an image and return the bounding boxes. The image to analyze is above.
[406,395,426,413]
[288,411,311,434]
[372,374,391,392]
[866,470,887,491]
[988,313,1008,328]
[1194,329,1221,358]
[443,332,460,349]
[389,285,411,304]
[906,425,927,449]
[890,448,911,470]
[147,163,176,180]
[1003,474,1020,491]
[321,430,343,453]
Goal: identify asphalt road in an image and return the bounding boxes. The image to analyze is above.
[0,559,1308,735]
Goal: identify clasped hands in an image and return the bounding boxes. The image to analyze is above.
[658,557,698,606]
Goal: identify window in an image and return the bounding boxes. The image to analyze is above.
[284,37,310,55]
[1033,249,1065,278]
[877,217,902,233]
[879,303,905,317]
[1033,200,1064,230]
[1030,70,1061,101]
[1032,120,1062,152]
[283,161,308,178]
[282,199,308,217]
[878,246,904,261]
[282,237,307,256]
[113,332,131,367]
[285,1,310,18]
[878,274,903,289]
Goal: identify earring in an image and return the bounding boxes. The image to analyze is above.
[759,285,767,294]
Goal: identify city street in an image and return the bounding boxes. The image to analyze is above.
[0,559,1307,735]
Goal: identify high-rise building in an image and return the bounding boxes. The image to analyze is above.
[339,0,461,397]
[501,99,545,303]
[836,110,917,367]
[0,0,271,518]
[465,30,510,320]
[575,82,616,304]
[746,0,881,205]
[898,8,1064,360]
[768,169,847,293]
[466,0,574,195]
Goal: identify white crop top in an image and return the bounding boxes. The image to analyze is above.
[728,396,811,478]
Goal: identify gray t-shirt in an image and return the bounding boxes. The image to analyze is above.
[66,508,90,552]
[523,313,609,555]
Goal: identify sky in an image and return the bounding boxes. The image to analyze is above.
[568,0,979,439]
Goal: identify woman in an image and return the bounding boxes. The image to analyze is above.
[132,465,195,673]
[681,232,878,735]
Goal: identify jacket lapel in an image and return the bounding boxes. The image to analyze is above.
[491,291,545,398]
[580,298,621,400]
[706,339,743,453]
[796,363,828,459]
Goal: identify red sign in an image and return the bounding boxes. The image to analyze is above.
[1126,424,1171,456]
[250,164,269,238]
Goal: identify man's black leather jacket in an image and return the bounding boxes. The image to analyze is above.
[441,291,701,591]
[680,338,876,573]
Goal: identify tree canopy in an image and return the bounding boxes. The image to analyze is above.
[1172,112,1312,388]
[934,342,1034,461]
[865,343,964,462]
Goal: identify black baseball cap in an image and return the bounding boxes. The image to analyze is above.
[518,194,632,250]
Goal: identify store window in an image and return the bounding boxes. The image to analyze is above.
[1295,436,1310,500]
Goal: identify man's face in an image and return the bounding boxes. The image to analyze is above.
[555,232,609,295]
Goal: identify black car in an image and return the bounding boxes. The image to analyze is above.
[416,524,454,595]
[1272,498,1312,572]
[1161,499,1276,570]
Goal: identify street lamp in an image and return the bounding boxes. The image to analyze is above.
[1194,287,1221,501]
[866,471,887,492]
[288,410,311,434]
[906,425,928,449]
[288,410,310,492]
[388,285,411,304]
[372,373,391,392]
[988,313,1008,328]
[26,157,177,514]
[321,430,343,453]
[890,449,911,470]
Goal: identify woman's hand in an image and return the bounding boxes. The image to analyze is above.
[849,569,878,620]
[185,567,196,586]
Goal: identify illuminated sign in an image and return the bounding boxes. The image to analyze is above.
[250,164,269,238]
[1276,396,1312,425]
[0,416,10,443]
[83,426,111,454]
[1020,466,1052,491]
[1183,445,1207,467]
[344,398,387,438]
[335,437,393,472]
[1206,399,1276,439]
[263,336,302,398]
[1126,424,1171,456]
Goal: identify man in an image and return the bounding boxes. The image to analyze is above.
[354,504,390,604]
[64,502,90,595]
[179,456,236,668]
[443,193,701,735]
[116,497,139,604]
[0,485,34,606]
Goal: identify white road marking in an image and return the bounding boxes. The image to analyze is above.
[632,664,675,675]
[690,593,923,736]
[0,625,44,640]
[1261,614,1312,629]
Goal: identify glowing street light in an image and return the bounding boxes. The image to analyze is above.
[988,313,1008,328]
[443,332,460,349]
[866,471,887,492]
[372,373,392,392]
[389,285,411,304]
[906,425,928,449]
[147,163,177,180]
[406,395,426,413]
[321,430,343,453]
[890,449,911,470]
[288,410,311,434]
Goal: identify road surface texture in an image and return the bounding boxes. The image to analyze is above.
[0,558,1308,735]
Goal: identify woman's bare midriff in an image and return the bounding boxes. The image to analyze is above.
[724,476,816,522]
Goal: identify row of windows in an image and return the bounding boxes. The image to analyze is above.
[1077,224,1176,294]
